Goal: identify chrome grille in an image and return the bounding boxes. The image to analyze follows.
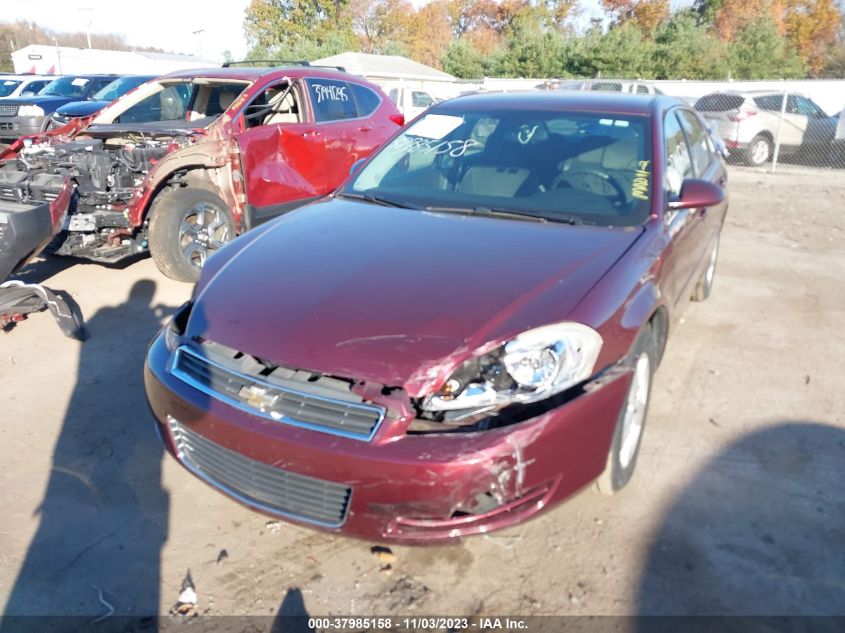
[172,345,385,440]
[0,105,18,116]
[168,418,351,527]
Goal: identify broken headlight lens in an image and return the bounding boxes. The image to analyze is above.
[421,322,602,412]
[164,301,193,351]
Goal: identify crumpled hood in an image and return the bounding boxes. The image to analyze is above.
[189,198,641,396]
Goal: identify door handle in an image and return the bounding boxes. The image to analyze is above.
[359,126,373,132]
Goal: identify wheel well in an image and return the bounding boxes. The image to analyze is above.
[756,131,774,144]
[648,307,669,368]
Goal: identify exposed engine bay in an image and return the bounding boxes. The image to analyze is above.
[3,132,190,262]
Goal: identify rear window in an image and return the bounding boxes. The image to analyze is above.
[695,94,745,112]
[591,82,624,92]
[350,83,381,117]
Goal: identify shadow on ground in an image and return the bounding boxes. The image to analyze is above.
[1,280,174,630]
[637,421,845,621]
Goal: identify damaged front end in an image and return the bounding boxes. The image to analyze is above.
[146,314,633,541]
[9,132,188,262]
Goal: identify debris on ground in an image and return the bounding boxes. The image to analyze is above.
[169,569,198,617]
[370,545,396,565]
[216,549,228,565]
[265,521,281,534]
[386,576,429,611]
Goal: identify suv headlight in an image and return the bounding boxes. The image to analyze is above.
[18,105,45,117]
[421,322,602,412]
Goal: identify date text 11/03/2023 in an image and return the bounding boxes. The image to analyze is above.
[306,617,530,630]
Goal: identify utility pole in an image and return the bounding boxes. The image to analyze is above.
[80,7,94,48]
[192,29,206,60]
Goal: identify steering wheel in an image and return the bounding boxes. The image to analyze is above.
[552,169,627,207]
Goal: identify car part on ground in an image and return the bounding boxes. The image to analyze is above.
[0,66,403,282]
[145,92,729,542]
[0,171,86,339]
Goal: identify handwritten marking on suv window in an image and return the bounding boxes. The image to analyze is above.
[313,84,348,103]
[632,160,650,200]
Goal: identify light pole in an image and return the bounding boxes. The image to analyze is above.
[192,29,206,60]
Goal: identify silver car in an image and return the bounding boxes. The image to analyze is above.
[695,91,836,166]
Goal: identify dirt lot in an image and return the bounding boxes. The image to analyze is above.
[1,166,844,624]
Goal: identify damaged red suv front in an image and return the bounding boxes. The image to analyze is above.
[145,92,728,542]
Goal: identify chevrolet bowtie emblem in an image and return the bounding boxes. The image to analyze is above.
[239,384,279,411]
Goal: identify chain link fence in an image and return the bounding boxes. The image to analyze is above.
[675,90,845,172]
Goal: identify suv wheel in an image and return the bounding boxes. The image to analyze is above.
[148,187,235,282]
[746,134,772,166]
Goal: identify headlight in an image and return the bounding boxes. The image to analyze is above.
[163,301,193,351]
[421,322,602,412]
[18,105,45,117]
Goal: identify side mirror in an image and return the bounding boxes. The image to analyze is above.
[349,158,366,176]
[668,178,725,210]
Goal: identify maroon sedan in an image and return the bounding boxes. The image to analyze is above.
[145,92,728,542]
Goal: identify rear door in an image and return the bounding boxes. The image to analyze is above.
[233,79,327,227]
[794,96,836,149]
[304,77,363,190]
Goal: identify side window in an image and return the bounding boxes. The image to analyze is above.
[88,79,114,96]
[636,84,650,95]
[753,95,783,112]
[678,110,713,176]
[786,95,801,114]
[27,81,50,94]
[308,79,357,122]
[388,88,399,104]
[350,83,381,118]
[411,91,433,108]
[796,96,823,118]
[664,112,694,199]
[243,82,301,128]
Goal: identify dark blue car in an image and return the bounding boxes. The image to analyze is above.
[48,75,157,129]
[0,74,118,141]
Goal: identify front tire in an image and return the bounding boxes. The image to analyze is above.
[148,187,235,283]
[596,325,656,495]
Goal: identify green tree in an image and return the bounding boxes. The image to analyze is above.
[726,15,806,78]
[653,11,729,78]
[243,0,356,58]
[442,38,487,77]
[569,23,657,78]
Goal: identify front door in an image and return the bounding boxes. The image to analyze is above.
[233,80,326,227]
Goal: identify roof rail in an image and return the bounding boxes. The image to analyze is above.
[221,59,346,72]
[222,59,311,68]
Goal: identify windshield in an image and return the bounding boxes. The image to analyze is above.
[93,76,150,102]
[103,79,249,125]
[40,76,90,97]
[0,80,21,97]
[345,108,653,226]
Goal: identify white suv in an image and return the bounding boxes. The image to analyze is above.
[695,91,836,166]
[0,75,53,100]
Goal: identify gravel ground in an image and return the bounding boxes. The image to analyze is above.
[1,166,844,624]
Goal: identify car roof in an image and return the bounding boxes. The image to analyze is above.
[437,91,684,116]
[0,74,53,80]
[158,66,357,83]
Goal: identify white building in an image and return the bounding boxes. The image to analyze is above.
[312,52,457,99]
[12,45,214,76]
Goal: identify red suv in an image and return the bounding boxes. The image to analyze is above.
[0,64,403,281]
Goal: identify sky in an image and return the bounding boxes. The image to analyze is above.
[4,0,253,63]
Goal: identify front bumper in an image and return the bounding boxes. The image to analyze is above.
[144,332,632,543]
[0,115,45,140]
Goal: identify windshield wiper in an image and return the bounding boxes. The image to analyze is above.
[336,191,417,209]
[424,205,583,225]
